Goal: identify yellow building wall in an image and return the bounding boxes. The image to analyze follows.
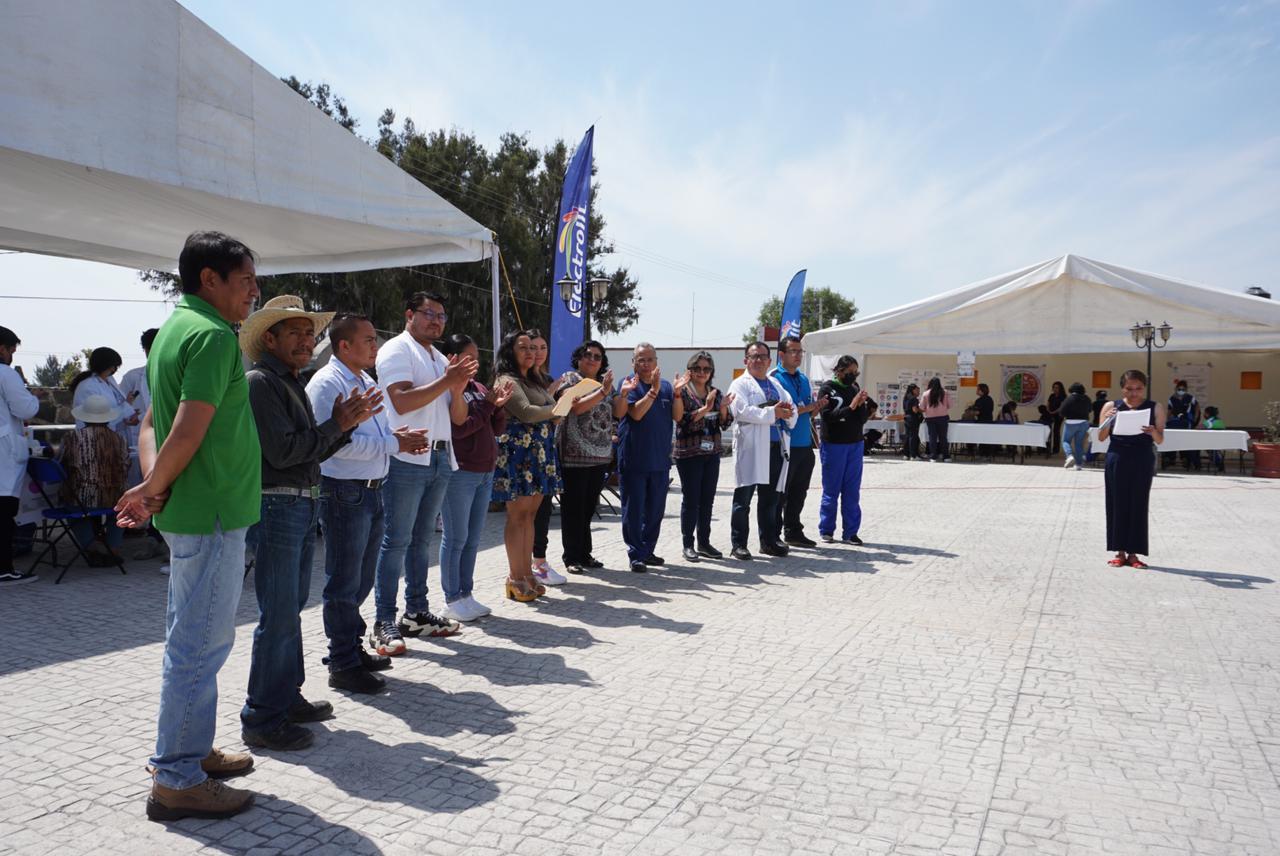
[863,351,1280,427]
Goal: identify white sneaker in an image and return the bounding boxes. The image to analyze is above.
[465,596,492,618]
[533,560,567,586]
[441,599,479,623]
[1064,455,1074,468]
[159,563,171,576]
[1075,465,1084,471]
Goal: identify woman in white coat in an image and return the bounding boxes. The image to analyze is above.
[727,341,796,560]
[69,348,139,443]
[1,326,41,583]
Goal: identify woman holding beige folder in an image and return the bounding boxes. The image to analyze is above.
[1097,369,1166,569]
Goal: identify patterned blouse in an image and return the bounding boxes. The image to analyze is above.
[59,425,129,508]
[674,385,732,460]
[554,371,615,468]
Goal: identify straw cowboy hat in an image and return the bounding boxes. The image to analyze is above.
[239,295,336,363]
[72,393,128,425]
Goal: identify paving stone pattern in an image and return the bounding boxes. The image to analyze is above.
[1,458,1278,855]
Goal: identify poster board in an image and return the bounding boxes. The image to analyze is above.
[875,382,902,418]
[896,369,958,399]
[1168,362,1211,406]
[1000,364,1047,406]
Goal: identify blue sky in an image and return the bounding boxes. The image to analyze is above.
[4,0,1279,374]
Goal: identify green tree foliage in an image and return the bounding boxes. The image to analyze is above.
[33,353,78,387]
[140,79,640,365]
[743,286,858,343]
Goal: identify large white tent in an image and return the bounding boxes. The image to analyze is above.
[804,254,1280,358]
[0,0,495,277]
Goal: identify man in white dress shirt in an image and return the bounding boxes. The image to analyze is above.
[369,292,477,656]
[306,314,428,693]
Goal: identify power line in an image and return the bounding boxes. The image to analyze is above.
[0,293,173,304]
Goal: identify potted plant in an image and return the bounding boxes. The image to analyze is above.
[1253,401,1280,478]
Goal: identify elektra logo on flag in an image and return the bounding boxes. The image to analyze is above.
[780,319,800,339]
[558,206,588,312]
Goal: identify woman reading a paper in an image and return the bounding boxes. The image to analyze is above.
[1097,369,1166,569]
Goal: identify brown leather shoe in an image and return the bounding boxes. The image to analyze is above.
[146,778,255,822]
[202,747,254,780]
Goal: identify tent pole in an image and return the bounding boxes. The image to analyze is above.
[490,242,502,358]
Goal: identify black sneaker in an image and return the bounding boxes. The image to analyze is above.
[819,533,835,544]
[644,554,666,566]
[696,544,724,559]
[582,556,605,569]
[630,560,647,573]
[242,721,314,751]
[359,648,393,672]
[682,547,700,562]
[369,622,406,656]
[286,697,333,723]
[841,534,864,545]
[328,666,386,695]
[564,562,587,574]
[730,547,753,561]
[398,611,461,638]
[784,534,817,548]
[0,571,38,584]
[760,543,789,557]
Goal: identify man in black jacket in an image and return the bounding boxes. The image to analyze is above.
[1060,382,1094,470]
[816,356,876,545]
[238,296,382,751]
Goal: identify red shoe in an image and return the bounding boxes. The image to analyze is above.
[1127,556,1149,570]
[1106,556,1127,567]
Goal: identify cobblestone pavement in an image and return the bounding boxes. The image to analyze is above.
[2,456,1279,855]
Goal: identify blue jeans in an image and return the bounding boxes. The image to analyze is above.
[819,441,864,538]
[320,477,384,673]
[675,455,720,548]
[1063,421,1089,464]
[619,467,669,562]
[151,523,248,789]
[439,469,493,603]
[241,494,318,734]
[374,454,452,623]
[71,513,124,551]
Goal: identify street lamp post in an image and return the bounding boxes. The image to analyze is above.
[558,276,612,339]
[1129,320,1172,386]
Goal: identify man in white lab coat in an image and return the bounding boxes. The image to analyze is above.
[727,341,797,561]
[0,325,41,583]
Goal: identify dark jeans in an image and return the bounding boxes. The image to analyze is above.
[925,416,950,460]
[319,477,384,673]
[560,464,607,564]
[731,482,780,549]
[1,496,18,573]
[774,443,815,539]
[903,419,923,459]
[619,467,669,562]
[533,493,553,558]
[675,454,720,548]
[242,493,319,734]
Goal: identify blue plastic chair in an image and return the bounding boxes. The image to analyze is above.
[25,457,127,584]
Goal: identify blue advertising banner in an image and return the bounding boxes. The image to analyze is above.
[779,269,807,341]
[549,126,594,377]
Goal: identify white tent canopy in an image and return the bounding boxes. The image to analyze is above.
[0,0,494,275]
[804,254,1280,358]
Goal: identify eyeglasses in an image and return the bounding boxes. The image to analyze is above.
[783,348,806,356]
[581,352,603,361]
[746,354,770,361]
[690,365,711,373]
[413,309,448,322]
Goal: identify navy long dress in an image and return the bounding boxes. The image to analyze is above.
[1104,399,1155,555]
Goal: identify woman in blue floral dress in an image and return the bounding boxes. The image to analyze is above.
[492,329,561,601]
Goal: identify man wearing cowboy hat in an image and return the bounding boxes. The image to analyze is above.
[238,295,383,752]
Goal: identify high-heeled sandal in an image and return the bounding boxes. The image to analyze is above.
[505,577,540,602]
[1127,556,1149,570]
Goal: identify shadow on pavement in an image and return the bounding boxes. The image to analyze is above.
[168,793,383,855]
[270,729,500,816]
[405,638,596,688]
[1147,565,1275,590]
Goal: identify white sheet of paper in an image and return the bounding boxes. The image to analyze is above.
[1113,408,1151,436]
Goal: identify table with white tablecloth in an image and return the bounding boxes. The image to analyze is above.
[918,421,1050,459]
[864,419,899,444]
[1088,428,1250,454]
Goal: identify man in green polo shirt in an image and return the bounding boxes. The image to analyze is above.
[116,231,263,822]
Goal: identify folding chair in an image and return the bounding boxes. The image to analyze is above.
[25,458,127,584]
